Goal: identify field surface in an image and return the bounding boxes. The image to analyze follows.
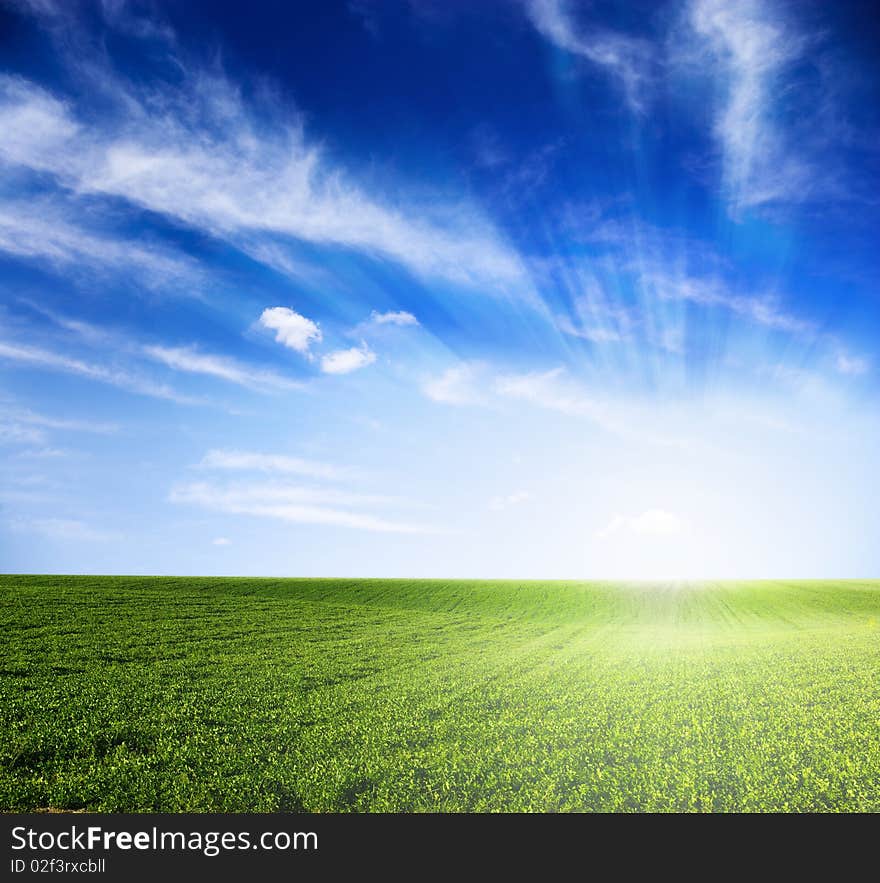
[1,575,879,812]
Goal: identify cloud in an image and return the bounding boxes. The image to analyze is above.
[488,491,531,512]
[0,421,46,445]
[24,305,302,394]
[525,0,653,113]
[495,367,605,420]
[0,407,117,448]
[13,517,117,542]
[199,449,347,481]
[320,343,376,375]
[835,353,870,377]
[259,307,322,356]
[170,481,430,534]
[596,509,685,540]
[212,536,231,546]
[0,340,197,404]
[422,364,485,406]
[369,310,419,327]
[555,314,629,344]
[0,197,204,292]
[640,267,815,336]
[143,345,303,392]
[0,76,78,170]
[686,0,814,213]
[6,409,118,434]
[0,67,525,292]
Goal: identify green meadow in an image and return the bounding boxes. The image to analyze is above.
[1,575,878,812]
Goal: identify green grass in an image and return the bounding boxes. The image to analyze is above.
[2,575,879,812]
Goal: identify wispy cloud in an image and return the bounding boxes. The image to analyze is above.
[0,197,204,291]
[495,367,607,420]
[422,364,486,406]
[525,0,653,113]
[170,480,430,534]
[0,340,197,403]
[686,0,814,213]
[639,267,815,336]
[320,343,376,375]
[199,449,348,481]
[369,310,419,327]
[488,491,531,512]
[0,406,117,448]
[555,294,634,344]
[29,304,303,394]
[143,345,303,392]
[12,517,117,542]
[0,421,46,445]
[596,509,686,540]
[835,352,870,377]
[0,66,525,291]
[6,408,118,434]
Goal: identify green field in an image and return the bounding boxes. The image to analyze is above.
[1,575,879,812]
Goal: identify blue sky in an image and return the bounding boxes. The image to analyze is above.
[0,0,878,578]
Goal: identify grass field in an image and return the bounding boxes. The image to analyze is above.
[1,575,879,812]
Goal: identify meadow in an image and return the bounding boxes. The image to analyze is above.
[1,575,878,812]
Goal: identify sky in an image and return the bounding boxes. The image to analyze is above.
[0,0,878,579]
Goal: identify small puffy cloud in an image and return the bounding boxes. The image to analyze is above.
[320,343,376,375]
[423,364,484,406]
[212,536,231,546]
[369,310,419,327]
[835,353,869,376]
[259,307,322,356]
[597,509,685,540]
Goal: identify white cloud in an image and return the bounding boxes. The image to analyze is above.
[687,0,812,213]
[525,0,653,113]
[0,340,197,404]
[488,491,531,512]
[0,76,79,170]
[835,353,870,377]
[143,344,302,391]
[320,343,376,375]
[0,407,117,448]
[170,481,429,534]
[0,197,204,291]
[0,421,46,445]
[640,267,815,336]
[422,364,485,406]
[259,307,322,356]
[6,409,118,434]
[369,310,419,327]
[555,314,629,344]
[0,70,525,291]
[199,449,347,481]
[596,509,686,540]
[495,367,605,420]
[212,536,231,546]
[13,517,116,542]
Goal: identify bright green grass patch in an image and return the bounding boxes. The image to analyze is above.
[1,575,879,812]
